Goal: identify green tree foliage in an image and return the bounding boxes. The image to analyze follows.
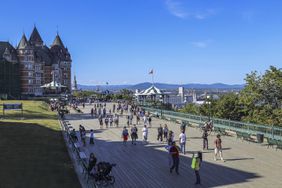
[215,93,242,121]
[179,103,199,114]
[180,66,282,126]
[239,66,282,125]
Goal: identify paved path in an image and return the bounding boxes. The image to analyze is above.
[65,103,282,188]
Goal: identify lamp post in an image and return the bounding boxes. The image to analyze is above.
[207,95,211,122]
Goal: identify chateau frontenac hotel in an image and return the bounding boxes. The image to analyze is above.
[0,27,72,99]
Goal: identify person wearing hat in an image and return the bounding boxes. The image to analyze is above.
[169,141,179,174]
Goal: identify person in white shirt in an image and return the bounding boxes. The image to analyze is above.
[179,131,186,154]
[142,125,148,142]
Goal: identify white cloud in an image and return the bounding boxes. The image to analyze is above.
[165,0,187,19]
[165,0,216,20]
[191,39,213,48]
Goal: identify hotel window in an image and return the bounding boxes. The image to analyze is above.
[28,72,33,77]
[28,79,33,84]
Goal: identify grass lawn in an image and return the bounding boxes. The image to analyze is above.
[0,100,81,188]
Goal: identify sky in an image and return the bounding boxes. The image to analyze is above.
[0,0,281,85]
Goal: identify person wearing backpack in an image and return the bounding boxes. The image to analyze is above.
[191,151,202,185]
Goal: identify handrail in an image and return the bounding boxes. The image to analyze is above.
[141,106,282,141]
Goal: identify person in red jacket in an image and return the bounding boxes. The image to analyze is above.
[169,141,179,174]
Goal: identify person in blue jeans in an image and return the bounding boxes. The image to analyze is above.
[179,130,186,154]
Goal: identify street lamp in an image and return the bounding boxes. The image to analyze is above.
[206,95,211,121]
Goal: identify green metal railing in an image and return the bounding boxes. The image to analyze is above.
[141,106,282,141]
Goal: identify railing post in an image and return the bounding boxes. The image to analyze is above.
[271,124,274,139]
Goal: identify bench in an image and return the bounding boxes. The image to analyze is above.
[214,127,227,135]
[276,140,282,151]
[236,132,251,142]
[267,138,276,148]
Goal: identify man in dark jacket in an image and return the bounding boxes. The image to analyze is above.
[157,124,163,142]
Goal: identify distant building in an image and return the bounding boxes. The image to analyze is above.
[0,26,72,97]
[178,87,184,103]
[0,42,21,99]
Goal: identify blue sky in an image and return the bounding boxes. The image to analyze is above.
[0,0,281,85]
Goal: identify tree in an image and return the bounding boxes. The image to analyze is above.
[215,93,242,121]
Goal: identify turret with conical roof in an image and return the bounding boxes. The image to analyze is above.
[29,26,43,46]
[18,34,29,49]
[52,34,64,47]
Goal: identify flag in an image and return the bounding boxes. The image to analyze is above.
[149,69,153,74]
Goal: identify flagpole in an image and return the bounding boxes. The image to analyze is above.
[152,72,154,86]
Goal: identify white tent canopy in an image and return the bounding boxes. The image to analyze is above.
[41,81,66,90]
[136,85,163,96]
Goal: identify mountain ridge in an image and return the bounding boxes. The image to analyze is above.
[78,82,244,91]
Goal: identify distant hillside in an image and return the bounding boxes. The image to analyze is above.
[78,82,244,91]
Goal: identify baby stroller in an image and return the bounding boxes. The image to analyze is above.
[93,162,116,186]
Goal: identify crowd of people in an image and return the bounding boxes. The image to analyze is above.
[66,101,226,186]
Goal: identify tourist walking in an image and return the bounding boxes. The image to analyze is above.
[126,115,130,127]
[105,117,109,128]
[148,116,152,127]
[79,124,85,138]
[179,130,186,154]
[191,151,202,185]
[214,134,224,161]
[109,116,113,127]
[91,108,94,118]
[168,130,174,145]
[202,129,209,150]
[81,130,86,146]
[122,127,129,146]
[89,129,95,145]
[142,125,148,143]
[136,114,140,125]
[131,125,138,145]
[180,121,187,133]
[169,141,179,175]
[163,124,169,142]
[157,124,163,142]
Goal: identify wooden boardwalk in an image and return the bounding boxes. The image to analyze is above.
[65,103,282,188]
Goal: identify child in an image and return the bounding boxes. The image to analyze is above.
[122,127,129,146]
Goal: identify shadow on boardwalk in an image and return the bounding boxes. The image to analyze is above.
[84,136,261,188]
